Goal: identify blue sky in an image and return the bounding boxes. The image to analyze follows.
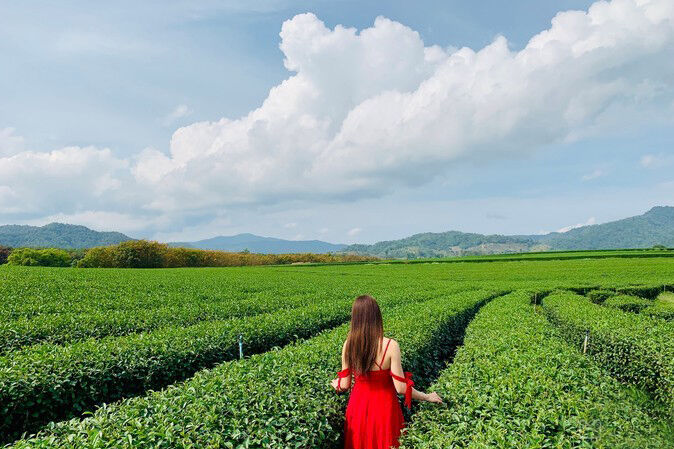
[1,0,673,243]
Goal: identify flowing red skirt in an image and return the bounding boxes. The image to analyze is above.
[343,370,405,449]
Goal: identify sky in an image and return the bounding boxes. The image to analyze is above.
[1,0,673,244]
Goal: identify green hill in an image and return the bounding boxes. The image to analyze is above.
[531,206,674,250]
[345,206,674,258]
[0,223,131,249]
[346,231,537,259]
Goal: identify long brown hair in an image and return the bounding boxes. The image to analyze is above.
[345,295,384,375]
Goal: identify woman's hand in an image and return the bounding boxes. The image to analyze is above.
[425,392,443,404]
[330,378,340,391]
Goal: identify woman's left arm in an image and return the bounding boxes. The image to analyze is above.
[389,340,442,406]
[330,340,351,393]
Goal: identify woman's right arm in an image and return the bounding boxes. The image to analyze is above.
[389,340,442,404]
[330,340,352,393]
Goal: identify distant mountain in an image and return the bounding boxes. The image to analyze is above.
[2,206,671,256]
[345,231,537,259]
[0,223,132,249]
[170,233,347,254]
[345,206,674,258]
[527,206,674,250]
[0,223,345,254]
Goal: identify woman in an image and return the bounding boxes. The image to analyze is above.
[330,295,443,449]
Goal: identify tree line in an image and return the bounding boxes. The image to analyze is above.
[0,240,376,268]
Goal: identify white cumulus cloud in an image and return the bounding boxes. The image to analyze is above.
[557,216,596,233]
[0,146,131,216]
[132,0,674,214]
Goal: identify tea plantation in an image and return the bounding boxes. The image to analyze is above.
[1,252,673,447]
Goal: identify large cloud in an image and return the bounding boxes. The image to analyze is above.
[3,0,674,228]
[134,0,674,212]
[0,146,131,215]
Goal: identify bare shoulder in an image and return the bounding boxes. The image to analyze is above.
[386,338,400,353]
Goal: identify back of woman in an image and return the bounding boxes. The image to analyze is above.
[331,295,442,449]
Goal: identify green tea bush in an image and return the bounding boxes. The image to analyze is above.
[7,248,71,267]
[617,284,668,299]
[544,291,674,412]
[644,305,674,320]
[638,293,674,320]
[586,289,617,303]
[399,291,673,449]
[603,294,654,312]
[7,289,497,448]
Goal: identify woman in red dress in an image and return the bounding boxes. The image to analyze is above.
[330,295,443,449]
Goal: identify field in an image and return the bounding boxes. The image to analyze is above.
[1,252,673,448]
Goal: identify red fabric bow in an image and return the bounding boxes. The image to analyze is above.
[391,371,414,409]
[336,369,352,392]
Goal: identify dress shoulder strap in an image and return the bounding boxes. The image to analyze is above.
[379,338,391,368]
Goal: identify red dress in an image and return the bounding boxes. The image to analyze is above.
[336,339,415,449]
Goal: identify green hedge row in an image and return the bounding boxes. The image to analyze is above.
[399,291,673,449]
[603,294,654,313]
[644,292,674,320]
[543,291,674,412]
[643,303,674,320]
[586,289,618,303]
[616,284,670,299]
[7,289,499,448]
[0,290,334,354]
[575,285,672,303]
[597,292,673,320]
